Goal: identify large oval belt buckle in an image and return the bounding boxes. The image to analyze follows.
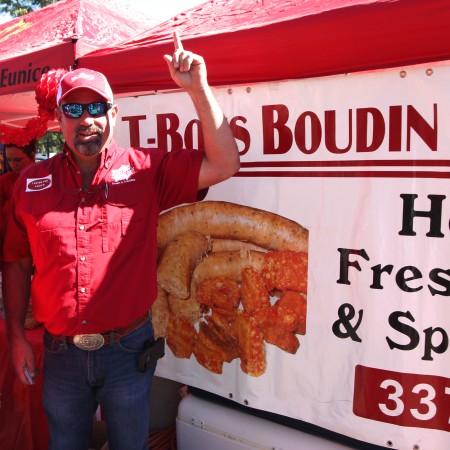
[73,334,105,351]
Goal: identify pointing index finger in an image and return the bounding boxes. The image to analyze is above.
[173,31,183,51]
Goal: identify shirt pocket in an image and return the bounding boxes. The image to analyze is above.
[101,181,145,253]
[25,192,63,259]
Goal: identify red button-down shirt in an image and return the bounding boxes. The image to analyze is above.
[4,141,205,335]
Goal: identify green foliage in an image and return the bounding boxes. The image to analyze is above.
[37,132,64,156]
[0,0,58,17]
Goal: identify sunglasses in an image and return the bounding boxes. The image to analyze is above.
[60,102,113,119]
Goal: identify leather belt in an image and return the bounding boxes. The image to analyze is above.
[47,311,150,351]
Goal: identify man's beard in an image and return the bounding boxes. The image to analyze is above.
[74,125,103,156]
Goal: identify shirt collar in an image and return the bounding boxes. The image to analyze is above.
[101,140,116,169]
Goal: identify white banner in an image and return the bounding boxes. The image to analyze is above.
[115,64,450,449]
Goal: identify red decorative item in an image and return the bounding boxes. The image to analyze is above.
[0,68,67,146]
[35,68,68,120]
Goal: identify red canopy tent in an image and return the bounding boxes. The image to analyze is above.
[0,0,157,132]
[78,0,450,96]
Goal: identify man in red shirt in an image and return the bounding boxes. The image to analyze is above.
[3,33,239,450]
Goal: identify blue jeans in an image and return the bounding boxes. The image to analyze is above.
[43,320,156,450]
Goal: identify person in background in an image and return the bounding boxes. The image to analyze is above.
[2,32,239,450]
[0,139,36,266]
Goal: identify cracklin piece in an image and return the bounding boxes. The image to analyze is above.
[276,291,307,335]
[255,305,300,354]
[193,318,239,374]
[262,250,308,293]
[241,267,270,315]
[232,310,266,377]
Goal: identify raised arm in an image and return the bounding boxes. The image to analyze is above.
[3,256,36,384]
[164,32,240,190]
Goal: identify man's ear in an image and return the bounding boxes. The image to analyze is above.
[111,104,119,118]
[109,104,119,125]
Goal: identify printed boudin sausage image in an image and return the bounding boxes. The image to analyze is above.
[153,201,309,376]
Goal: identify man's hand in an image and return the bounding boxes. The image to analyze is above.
[164,32,208,92]
[3,257,36,384]
[10,336,36,384]
[163,31,240,189]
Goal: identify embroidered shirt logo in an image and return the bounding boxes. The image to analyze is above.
[26,174,52,192]
[111,165,135,184]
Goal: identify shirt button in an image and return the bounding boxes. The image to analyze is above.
[81,197,86,203]
[80,256,86,261]
[80,287,86,293]
[82,320,87,325]
[79,225,85,230]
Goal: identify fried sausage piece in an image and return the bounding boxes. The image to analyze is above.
[241,267,270,315]
[158,201,308,253]
[192,250,265,287]
[261,251,308,293]
[166,315,197,359]
[232,311,266,377]
[255,305,300,354]
[211,238,268,253]
[276,291,307,335]
[151,285,170,338]
[157,231,211,299]
[168,289,201,324]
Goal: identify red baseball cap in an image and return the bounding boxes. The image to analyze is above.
[56,68,114,105]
